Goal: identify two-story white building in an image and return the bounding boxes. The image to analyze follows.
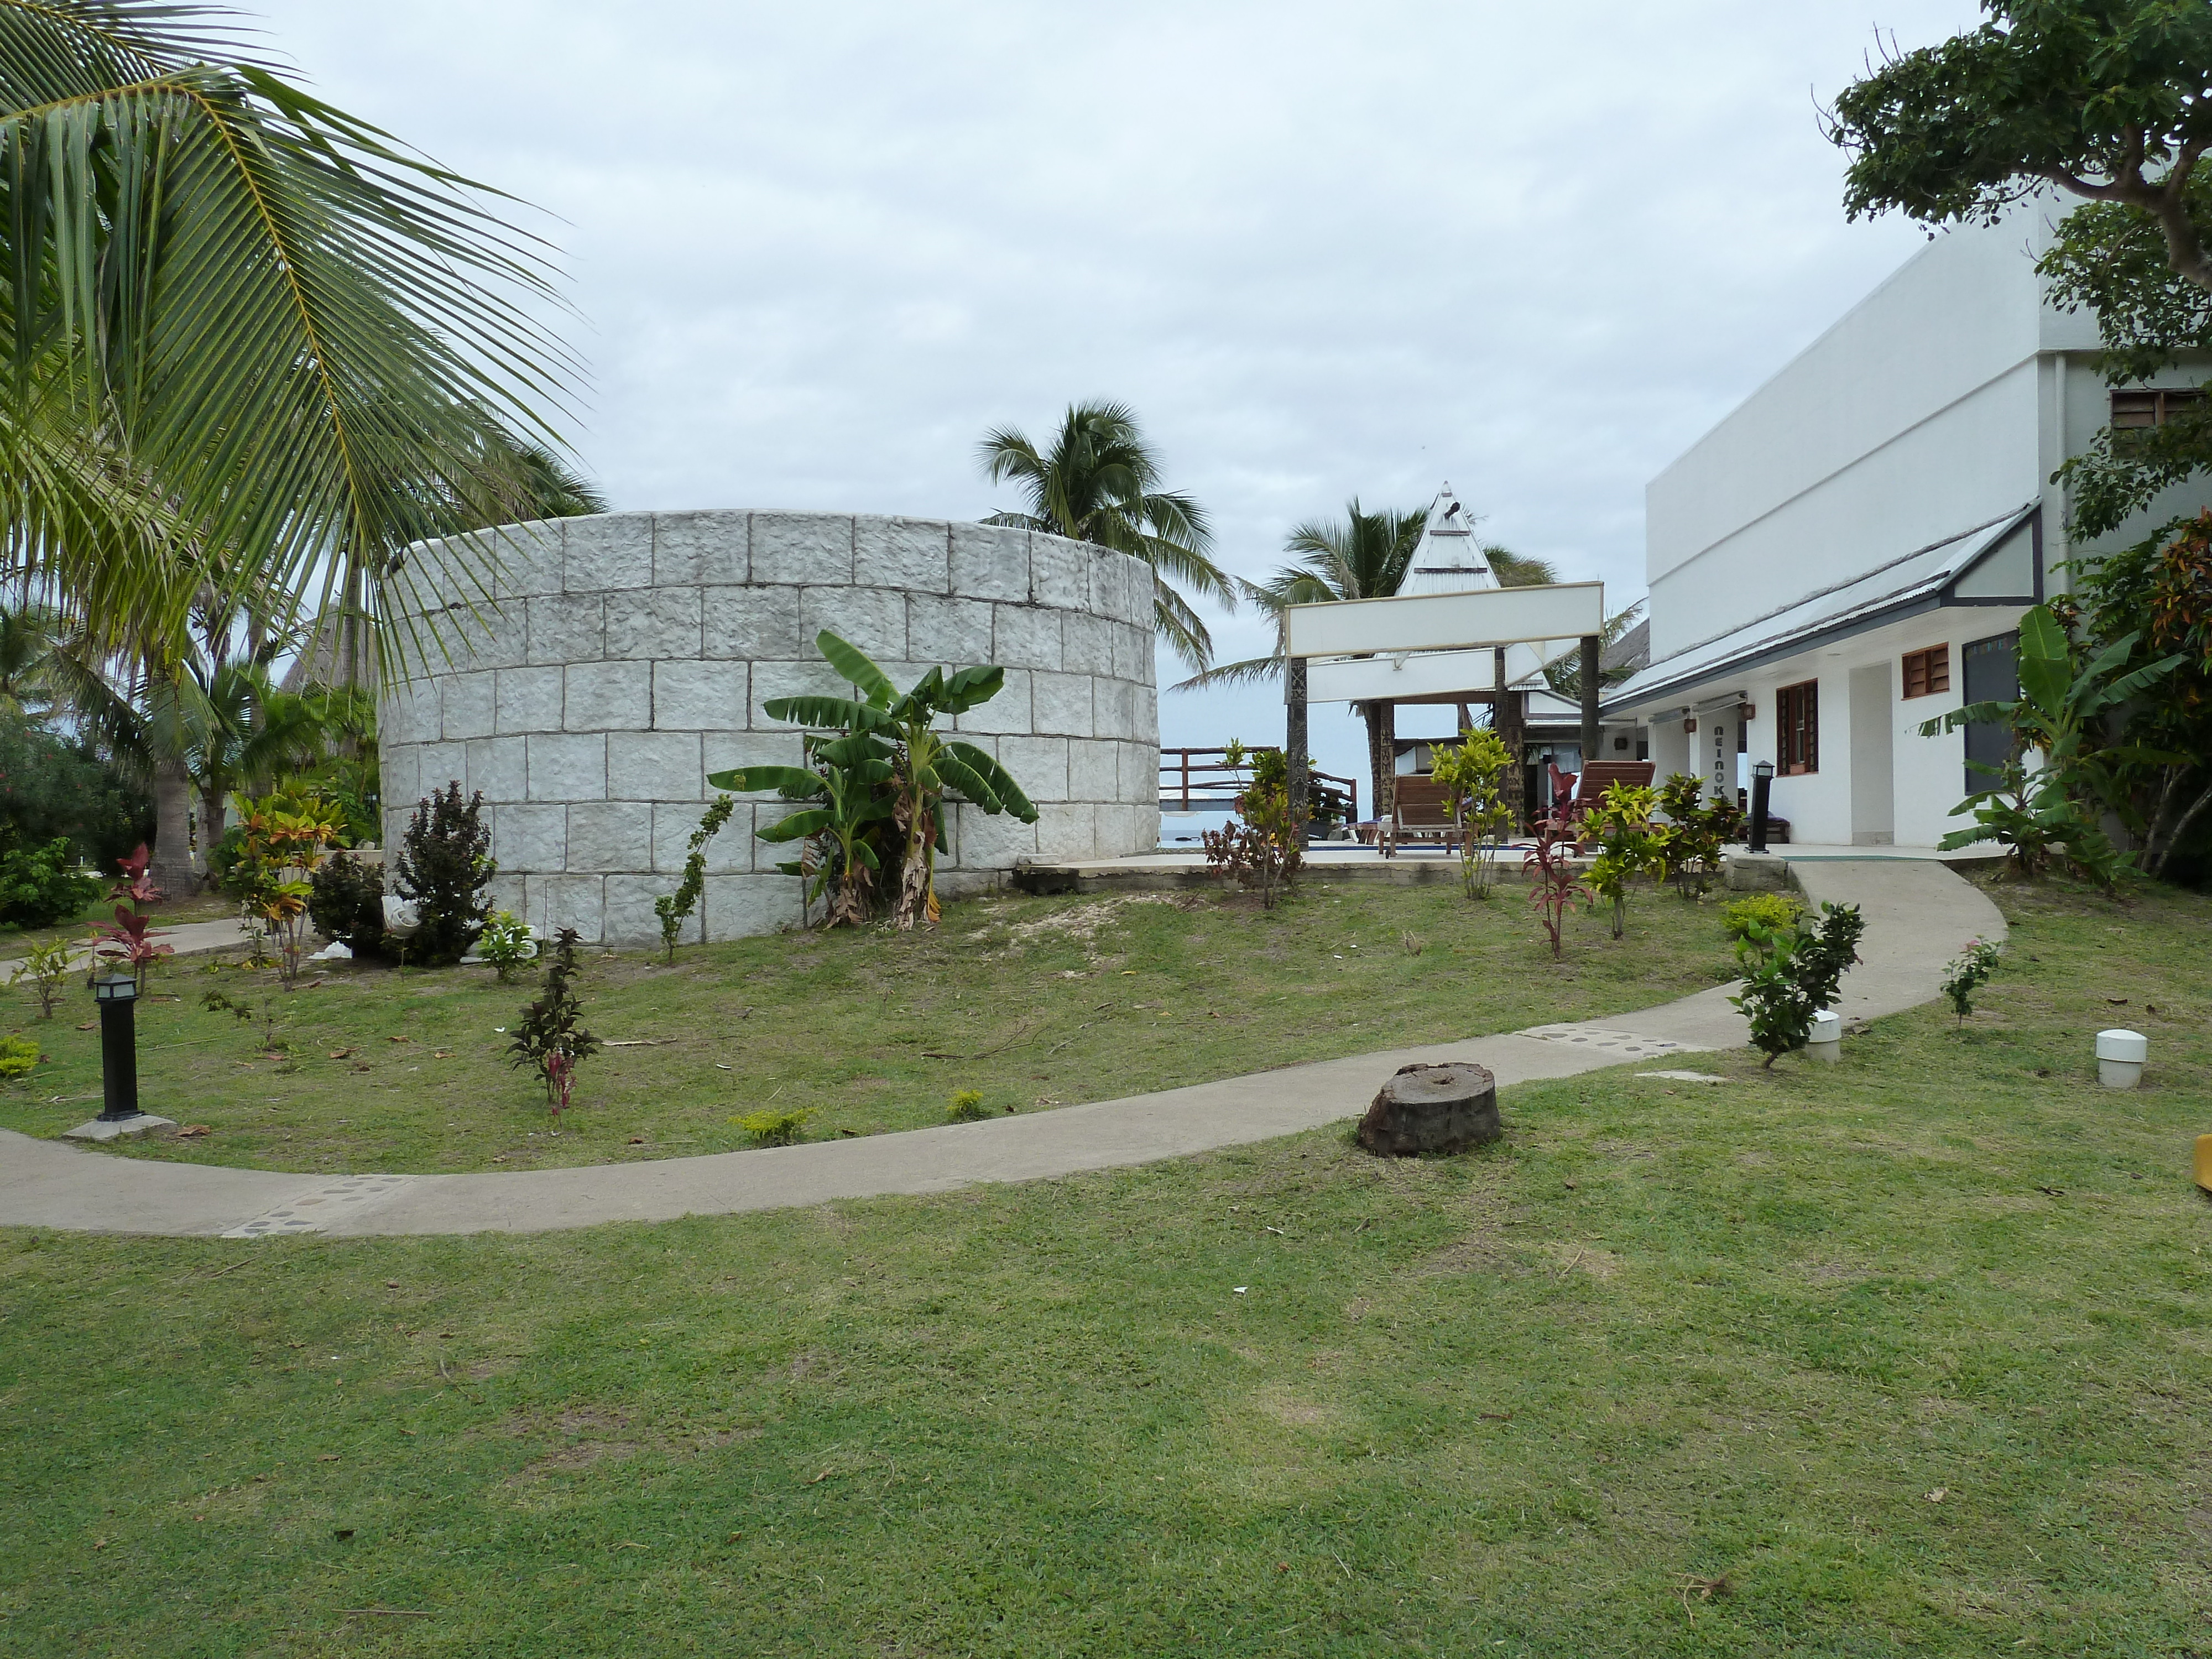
[1605,201,2212,848]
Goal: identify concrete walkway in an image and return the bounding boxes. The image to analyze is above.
[0,859,2004,1240]
[0,915,253,982]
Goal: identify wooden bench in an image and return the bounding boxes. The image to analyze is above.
[1558,760,1656,825]
[1383,778,1459,857]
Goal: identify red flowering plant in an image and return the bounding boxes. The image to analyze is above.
[1521,816,1589,959]
[90,843,174,990]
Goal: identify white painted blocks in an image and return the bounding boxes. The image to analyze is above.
[1030,534,1091,611]
[703,586,802,660]
[606,587,703,660]
[565,661,652,732]
[993,605,1062,671]
[493,802,567,870]
[608,731,702,801]
[383,510,1156,945]
[752,513,853,585]
[565,512,654,593]
[907,593,994,665]
[495,666,563,734]
[527,733,606,801]
[856,515,951,593]
[653,660,750,732]
[652,510,749,587]
[528,595,602,665]
[567,802,655,872]
[950,523,1030,601]
[801,585,906,662]
[1031,672,1094,738]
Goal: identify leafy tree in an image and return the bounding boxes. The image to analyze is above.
[0,708,151,867]
[1429,727,1514,898]
[979,400,1233,672]
[1830,2,2212,284]
[1830,3,2212,525]
[718,731,895,928]
[2059,511,2212,875]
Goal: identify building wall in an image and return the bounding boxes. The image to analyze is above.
[378,510,1161,945]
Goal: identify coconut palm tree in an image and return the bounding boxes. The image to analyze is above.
[978,401,1233,672]
[0,2,583,885]
[0,3,579,670]
[1175,500,1428,807]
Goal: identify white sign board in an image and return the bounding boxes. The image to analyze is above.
[1285,582,1605,659]
[1305,641,1577,704]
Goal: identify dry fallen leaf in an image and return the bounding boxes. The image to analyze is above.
[388,1035,411,1044]
[1925,1487,1948,1503]
[317,1454,340,1463]
[75,1020,95,1030]
[431,1050,452,1060]
[176,1124,212,1138]
[329,1047,356,1059]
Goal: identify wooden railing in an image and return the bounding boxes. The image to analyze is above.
[1159,747,1359,822]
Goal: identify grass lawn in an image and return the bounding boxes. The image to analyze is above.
[0,879,1736,1173]
[3,875,2211,1654]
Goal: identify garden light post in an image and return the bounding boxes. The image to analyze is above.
[1749,760,1774,853]
[94,972,140,1121]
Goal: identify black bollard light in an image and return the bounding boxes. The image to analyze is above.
[92,971,140,1122]
[1748,760,1775,854]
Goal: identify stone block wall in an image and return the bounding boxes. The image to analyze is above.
[378,510,1161,945]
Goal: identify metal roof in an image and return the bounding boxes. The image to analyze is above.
[1604,504,2038,714]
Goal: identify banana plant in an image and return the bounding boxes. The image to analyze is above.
[709,731,895,927]
[1918,604,2183,883]
[716,631,1038,929]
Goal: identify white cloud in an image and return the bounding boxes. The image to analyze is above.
[260,0,1985,786]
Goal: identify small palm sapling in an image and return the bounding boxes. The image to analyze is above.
[507,927,601,1120]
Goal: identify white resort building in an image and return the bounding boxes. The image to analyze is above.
[1605,202,2212,848]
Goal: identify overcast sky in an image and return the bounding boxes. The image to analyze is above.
[259,0,1984,789]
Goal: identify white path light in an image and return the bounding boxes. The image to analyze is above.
[2096,1029,2147,1090]
[1808,1010,1841,1063]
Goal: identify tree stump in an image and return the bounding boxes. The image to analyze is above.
[1357,1062,1500,1156]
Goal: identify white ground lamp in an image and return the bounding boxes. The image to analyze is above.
[2096,1028,2146,1090]
[1808,1009,1841,1063]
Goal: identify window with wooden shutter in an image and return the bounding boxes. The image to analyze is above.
[1901,644,1950,699]
[1776,680,1819,775]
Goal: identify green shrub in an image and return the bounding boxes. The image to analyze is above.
[0,1032,42,1078]
[1721,892,1804,943]
[0,838,100,928]
[0,712,153,872]
[306,851,384,953]
[475,910,538,982]
[732,1105,813,1146]
[9,937,75,1018]
[506,927,598,1118]
[946,1088,989,1123]
[393,782,493,966]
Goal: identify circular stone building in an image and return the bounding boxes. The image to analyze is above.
[378,509,1161,945]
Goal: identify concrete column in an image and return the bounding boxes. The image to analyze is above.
[1579,634,1601,760]
[1496,646,1526,829]
[1285,655,1310,828]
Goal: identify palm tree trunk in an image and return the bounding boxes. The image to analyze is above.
[200,785,227,857]
[151,759,197,899]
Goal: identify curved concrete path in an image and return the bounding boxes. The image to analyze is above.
[0,859,2003,1239]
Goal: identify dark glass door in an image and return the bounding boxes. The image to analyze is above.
[1961,632,2019,795]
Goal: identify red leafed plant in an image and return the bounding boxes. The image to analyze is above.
[1521,816,1589,958]
[91,843,174,989]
